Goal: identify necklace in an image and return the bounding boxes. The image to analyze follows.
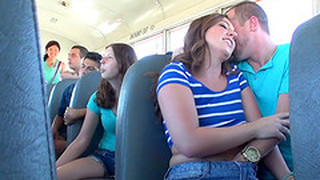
[47,59,56,67]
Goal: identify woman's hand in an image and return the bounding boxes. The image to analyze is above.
[251,112,290,141]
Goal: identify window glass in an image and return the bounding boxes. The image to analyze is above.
[167,23,189,52]
[132,34,164,60]
[257,0,313,44]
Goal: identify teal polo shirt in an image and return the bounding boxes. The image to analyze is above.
[87,92,116,152]
[238,44,292,179]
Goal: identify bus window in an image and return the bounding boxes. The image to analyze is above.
[167,23,189,52]
[132,33,164,59]
[257,0,313,44]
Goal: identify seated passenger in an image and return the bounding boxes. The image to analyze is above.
[61,45,89,80]
[225,2,292,179]
[52,52,102,158]
[56,43,137,180]
[156,13,291,179]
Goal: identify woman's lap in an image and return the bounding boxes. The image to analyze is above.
[57,148,115,179]
[57,156,105,180]
[165,161,258,180]
[90,148,115,178]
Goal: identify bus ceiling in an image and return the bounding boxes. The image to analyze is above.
[35,0,234,51]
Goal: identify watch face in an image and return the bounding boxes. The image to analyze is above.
[247,148,259,161]
[244,146,261,163]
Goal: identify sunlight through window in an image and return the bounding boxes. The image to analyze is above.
[257,0,313,44]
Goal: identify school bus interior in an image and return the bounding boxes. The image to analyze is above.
[0,0,320,179]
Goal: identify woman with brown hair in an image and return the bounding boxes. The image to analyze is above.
[56,43,137,180]
[157,13,291,179]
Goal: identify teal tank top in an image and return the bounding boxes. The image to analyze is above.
[43,60,62,84]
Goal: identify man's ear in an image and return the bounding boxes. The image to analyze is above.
[248,16,259,32]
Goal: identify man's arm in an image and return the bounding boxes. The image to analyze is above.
[275,94,289,113]
[52,83,75,137]
[235,89,290,180]
[64,107,87,125]
[52,115,64,139]
[262,93,291,179]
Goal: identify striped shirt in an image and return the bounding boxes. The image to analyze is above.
[156,61,248,147]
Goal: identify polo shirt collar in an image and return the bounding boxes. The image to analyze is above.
[238,56,275,74]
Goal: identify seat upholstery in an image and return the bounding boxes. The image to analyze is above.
[290,14,320,179]
[116,54,172,180]
[67,71,103,156]
[48,78,78,122]
[46,83,55,101]
[0,0,56,179]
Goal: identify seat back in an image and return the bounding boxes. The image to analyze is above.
[290,14,320,180]
[48,78,78,122]
[67,71,103,156]
[0,0,56,179]
[46,83,55,101]
[116,55,172,180]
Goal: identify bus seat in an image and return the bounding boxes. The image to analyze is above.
[48,78,78,122]
[0,0,56,179]
[290,14,320,180]
[46,83,55,101]
[116,54,172,180]
[67,71,103,156]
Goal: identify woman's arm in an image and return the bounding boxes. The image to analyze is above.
[158,84,288,158]
[237,88,290,179]
[56,109,98,167]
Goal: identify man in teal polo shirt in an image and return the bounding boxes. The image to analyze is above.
[227,1,292,180]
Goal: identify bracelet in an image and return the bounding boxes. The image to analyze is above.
[282,171,294,180]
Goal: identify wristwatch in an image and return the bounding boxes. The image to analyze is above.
[241,146,261,163]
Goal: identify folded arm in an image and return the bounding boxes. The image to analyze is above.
[158,84,288,158]
[237,89,290,179]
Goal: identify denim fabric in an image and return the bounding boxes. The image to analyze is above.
[165,161,257,180]
[91,148,115,177]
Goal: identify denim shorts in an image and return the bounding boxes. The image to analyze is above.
[164,161,258,180]
[90,148,115,178]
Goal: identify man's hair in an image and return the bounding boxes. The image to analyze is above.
[71,45,88,58]
[226,1,270,34]
[85,52,102,67]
